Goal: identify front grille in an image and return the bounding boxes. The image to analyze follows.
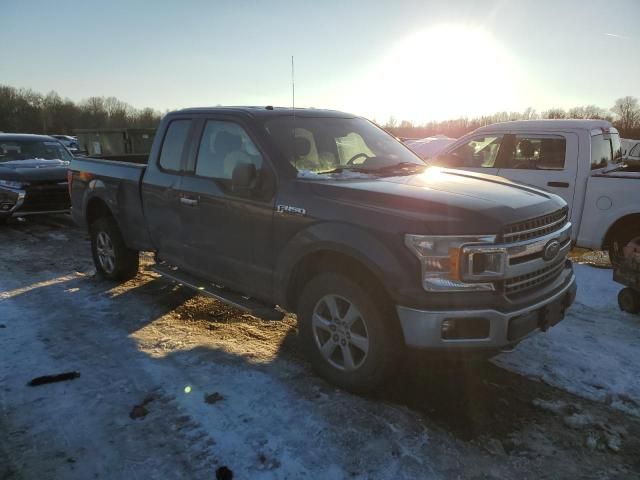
[21,185,70,213]
[502,207,568,243]
[505,260,566,296]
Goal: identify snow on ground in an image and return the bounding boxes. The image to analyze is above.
[494,264,640,417]
[1,217,640,479]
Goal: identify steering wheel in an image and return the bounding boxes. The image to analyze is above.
[346,153,370,166]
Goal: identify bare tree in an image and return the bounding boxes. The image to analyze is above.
[611,96,640,131]
[542,108,567,119]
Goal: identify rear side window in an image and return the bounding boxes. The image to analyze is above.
[591,133,623,170]
[159,120,191,171]
[629,143,640,157]
[503,135,566,170]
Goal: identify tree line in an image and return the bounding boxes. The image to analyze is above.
[1,84,639,140]
[383,96,640,139]
[0,84,163,135]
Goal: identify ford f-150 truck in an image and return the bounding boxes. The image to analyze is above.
[429,120,640,263]
[70,107,576,392]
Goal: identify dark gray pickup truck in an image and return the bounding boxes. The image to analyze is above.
[70,107,577,391]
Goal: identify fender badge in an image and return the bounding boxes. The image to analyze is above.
[276,205,306,216]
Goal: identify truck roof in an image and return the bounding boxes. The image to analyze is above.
[172,106,357,119]
[473,119,615,134]
[0,133,58,142]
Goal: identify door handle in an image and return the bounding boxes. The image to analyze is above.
[180,196,199,206]
[547,181,569,188]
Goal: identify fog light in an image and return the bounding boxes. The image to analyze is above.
[441,318,490,340]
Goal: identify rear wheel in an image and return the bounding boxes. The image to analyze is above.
[90,217,139,281]
[298,272,400,393]
[618,288,640,314]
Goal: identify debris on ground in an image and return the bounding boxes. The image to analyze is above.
[129,395,155,420]
[27,371,80,386]
[216,465,233,480]
[204,392,224,404]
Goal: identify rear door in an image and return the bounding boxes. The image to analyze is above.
[431,133,504,176]
[141,118,194,266]
[496,132,579,215]
[178,117,277,299]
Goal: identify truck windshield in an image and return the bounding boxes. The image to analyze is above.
[591,133,623,170]
[263,116,424,174]
[0,139,73,163]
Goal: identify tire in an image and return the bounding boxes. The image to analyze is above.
[618,288,640,314]
[90,216,139,281]
[609,232,640,265]
[298,272,400,393]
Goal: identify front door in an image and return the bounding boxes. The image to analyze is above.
[178,118,276,300]
[497,132,579,218]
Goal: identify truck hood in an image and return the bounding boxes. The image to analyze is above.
[307,167,566,235]
[0,158,70,184]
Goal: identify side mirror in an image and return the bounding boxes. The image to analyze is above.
[231,162,257,193]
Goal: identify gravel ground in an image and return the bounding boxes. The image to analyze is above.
[1,215,639,479]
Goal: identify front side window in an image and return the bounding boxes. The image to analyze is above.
[436,135,503,168]
[0,139,73,163]
[502,135,566,170]
[591,133,623,170]
[159,120,191,171]
[195,120,263,179]
[263,116,423,174]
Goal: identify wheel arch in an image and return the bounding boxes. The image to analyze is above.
[602,213,640,249]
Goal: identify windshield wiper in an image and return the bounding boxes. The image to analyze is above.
[315,166,371,175]
[371,161,426,173]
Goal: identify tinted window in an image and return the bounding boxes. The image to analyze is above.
[503,135,566,170]
[195,120,263,179]
[159,120,191,171]
[437,135,502,168]
[591,133,623,170]
[630,143,640,157]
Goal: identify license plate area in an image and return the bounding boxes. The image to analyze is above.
[507,297,566,342]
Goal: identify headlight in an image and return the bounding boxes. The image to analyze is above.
[0,180,25,189]
[405,234,504,292]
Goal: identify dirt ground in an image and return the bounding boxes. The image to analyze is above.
[1,215,639,479]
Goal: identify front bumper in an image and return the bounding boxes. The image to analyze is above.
[397,263,577,349]
[0,185,70,218]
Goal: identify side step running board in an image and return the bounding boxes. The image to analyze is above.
[152,263,284,321]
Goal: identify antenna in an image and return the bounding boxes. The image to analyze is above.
[291,55,297,170]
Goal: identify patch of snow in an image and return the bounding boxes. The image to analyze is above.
[297,169,375,180]
[494,264,640,416]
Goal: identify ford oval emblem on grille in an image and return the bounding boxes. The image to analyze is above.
[543,239,561,261]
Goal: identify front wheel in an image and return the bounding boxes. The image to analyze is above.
[298,272,400,393]
[90,217,139,281]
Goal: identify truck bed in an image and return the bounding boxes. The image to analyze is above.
[69,156,152,251]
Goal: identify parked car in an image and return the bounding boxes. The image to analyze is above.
[430,120,640,262]
[69,107,576,392]
[0,134,72,221]
[50,134,80,153]
[404,135,456,160]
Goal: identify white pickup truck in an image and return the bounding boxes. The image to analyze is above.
[430,119,640,261]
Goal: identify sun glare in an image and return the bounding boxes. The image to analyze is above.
[345,24,524,123]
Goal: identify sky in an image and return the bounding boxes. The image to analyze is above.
[2,0,639,123]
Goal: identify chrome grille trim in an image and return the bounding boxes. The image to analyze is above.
[505,260,566,295]
[503,208,569,242]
